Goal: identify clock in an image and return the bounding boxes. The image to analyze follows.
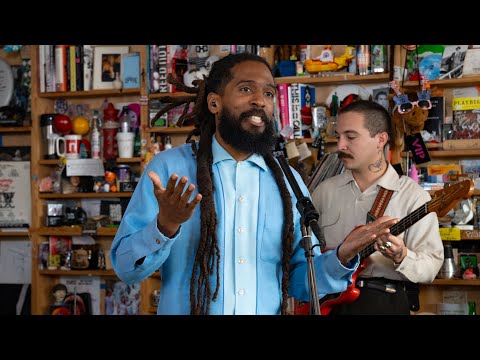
[0,58,14,107]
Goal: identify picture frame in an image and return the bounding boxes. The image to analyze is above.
[92,46,129,90]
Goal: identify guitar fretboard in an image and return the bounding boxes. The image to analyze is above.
[359,202,429,261]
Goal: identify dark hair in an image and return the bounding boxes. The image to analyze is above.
[375,91,388,100]
[52,283,67,293]
[340,100,392,146]
[154,53,294,315]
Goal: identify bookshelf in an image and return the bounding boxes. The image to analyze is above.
[29,45,161,315]
[394,45,480,314]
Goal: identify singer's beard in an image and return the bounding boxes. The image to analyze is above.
[217,108,276,156]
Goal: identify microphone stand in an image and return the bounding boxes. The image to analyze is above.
[275,152,325,315]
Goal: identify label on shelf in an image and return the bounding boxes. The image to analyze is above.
[439,227,461,241]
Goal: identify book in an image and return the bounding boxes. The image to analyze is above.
[424,96,444,139]
[439,45,468,79]
[121,52,140,89]
[289,83,303,139]
[452,96,480,139]
[82,45,93,91]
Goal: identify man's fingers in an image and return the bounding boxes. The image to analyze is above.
[173,176,188,199]
[148,171,165,191]
[187,193,202,210]
[165,174,179,194]
[180,183,196,204]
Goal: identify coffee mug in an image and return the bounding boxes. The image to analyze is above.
[56,134,82,160]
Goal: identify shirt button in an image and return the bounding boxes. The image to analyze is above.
[238,257,246,264]
[155,239,161,244]
[238,196,245,203]
[237,161,242,167]
[238,288,245,296]
[237,226,244,234]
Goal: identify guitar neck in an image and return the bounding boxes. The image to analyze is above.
[359,202,430,261]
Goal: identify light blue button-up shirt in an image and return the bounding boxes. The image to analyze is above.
[111,135,358,315]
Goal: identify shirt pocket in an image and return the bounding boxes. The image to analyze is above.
[260,213,283,264]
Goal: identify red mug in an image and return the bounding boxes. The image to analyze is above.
[56,134,82,160]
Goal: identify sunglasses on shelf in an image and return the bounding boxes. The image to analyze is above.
[389,78,432,114]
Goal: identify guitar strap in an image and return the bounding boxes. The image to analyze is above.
[366,186,394,224]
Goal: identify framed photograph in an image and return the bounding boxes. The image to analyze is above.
[93,46,129,90]
[372,87,389,111]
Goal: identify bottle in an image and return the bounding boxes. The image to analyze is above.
[113,72,123,89]
[119,106,130,133]
[356,45,371,75]
[91,112,101,159]
[468,301,476,315]
[163,135,172,150]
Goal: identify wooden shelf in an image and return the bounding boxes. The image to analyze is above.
[39,192,133,199]
[37,226,117,236]
[37,226,83,236]
[428,279,480,286]
[38,88,141,98]
[0,126,32,133]
[39,269,117,276]
[149,91,192,99]
[0,229,30,236]
[96,227,117,236]
[146,126,195,134]
[275,73,390,85]
[400,76,480,88]
[403,149,480,157]
[38,157,142,165]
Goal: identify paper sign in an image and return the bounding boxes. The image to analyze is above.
[66,159,105,176]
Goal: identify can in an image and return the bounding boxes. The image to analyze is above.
[356,45,371,75]
[115,164,131,182]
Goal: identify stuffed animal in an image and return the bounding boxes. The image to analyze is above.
[390,91,430,165]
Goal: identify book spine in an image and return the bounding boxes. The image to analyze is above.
[69,45,76,92]
[39,45,46,93]
[156,45,169,93]
[290,83,303,139]
[75,45,83,91]
[55,45,67,92]
[277,83,290,131]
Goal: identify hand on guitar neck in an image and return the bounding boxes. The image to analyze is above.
[337,215,399,265]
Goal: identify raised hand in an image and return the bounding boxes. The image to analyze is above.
[337,215,399,264]
[148,171,202,237]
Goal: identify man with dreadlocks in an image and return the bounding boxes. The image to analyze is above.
[111,52,397,315]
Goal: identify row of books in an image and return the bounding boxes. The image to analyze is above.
[39,45,93,93]
[275,83,316,139]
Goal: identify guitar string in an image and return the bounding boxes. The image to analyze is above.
[358,181,471,259]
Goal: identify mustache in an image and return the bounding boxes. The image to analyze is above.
[337,151,354,159]
[239,109,270,123]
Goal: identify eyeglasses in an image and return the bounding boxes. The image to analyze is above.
[389,79,432,114]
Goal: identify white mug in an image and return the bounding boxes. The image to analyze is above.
[56,134,82,160]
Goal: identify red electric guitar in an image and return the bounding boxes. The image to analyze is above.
[294,179,474,315]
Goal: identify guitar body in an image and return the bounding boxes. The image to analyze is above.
[318,259,366,315]
[293,179,474,315]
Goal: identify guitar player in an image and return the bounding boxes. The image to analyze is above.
[311,100,444,315]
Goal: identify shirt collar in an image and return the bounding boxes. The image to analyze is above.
[336,163,401,191]
[212,134,267,171]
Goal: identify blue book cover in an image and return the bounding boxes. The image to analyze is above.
[122,52,140,89]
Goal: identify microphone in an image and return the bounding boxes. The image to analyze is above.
[273,133,325,250]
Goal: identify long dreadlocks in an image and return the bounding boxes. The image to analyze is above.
[153,53,295,315]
